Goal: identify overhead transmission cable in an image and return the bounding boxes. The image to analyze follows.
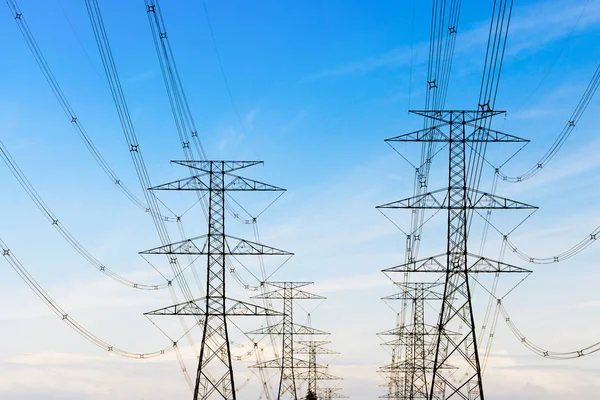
[5,0,175,222]
[500,302,600,360]
[497,63,600,182]
[0,237,190,359]
[0,136,170,290]
[84,1,204,385]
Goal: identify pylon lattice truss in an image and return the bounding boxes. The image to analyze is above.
[295,340,341,396]
[247,282,327,400]
[378,111,535,400]
[142,161,292,400]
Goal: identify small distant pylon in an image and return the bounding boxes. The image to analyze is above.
[142,161,291,400]
[248,282,328,400]
[295,340,341,395]
[320,387,349,399]
[379,283,443,399]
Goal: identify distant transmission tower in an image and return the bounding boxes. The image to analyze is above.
[142,161,291,400]
[320,387,349,399]
[248,282,327,400]
[379,110,535,399]
[295,340,341,396]
[379,283,442,399]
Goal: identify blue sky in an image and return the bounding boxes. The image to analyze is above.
[1,0,600,398]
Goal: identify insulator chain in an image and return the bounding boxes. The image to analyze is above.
[500,303,600,360]
[504,227,599,264]
[0,238,178,359]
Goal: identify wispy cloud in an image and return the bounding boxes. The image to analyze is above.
[302,0,600,83]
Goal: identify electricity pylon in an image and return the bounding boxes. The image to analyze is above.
[248,282,328,400]
[378,110,535,399]
[295,340,341,395]
[141,161,292,400]
[320,387,349,399]
[379,283,443,399]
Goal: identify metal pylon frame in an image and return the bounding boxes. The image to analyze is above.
[142,161,292,400]
[295,340,341,396]
[247,282,328,400]
[379,111,536,400]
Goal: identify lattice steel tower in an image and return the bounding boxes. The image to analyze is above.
[296,340,341,396]
[379,283,443,399]
[379,110,535,399]
[142,161,292,400]
[248,282,327,399]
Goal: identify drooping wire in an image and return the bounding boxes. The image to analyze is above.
[0,136,170,290]
[84,0,195,303]
[497,64,600,182]
[0,236,187,359]
[500,302,600,360]
[5,0,175,221]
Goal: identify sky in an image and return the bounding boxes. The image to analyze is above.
[0,0,600,398]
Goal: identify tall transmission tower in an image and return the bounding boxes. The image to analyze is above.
[378,110,535,399]
[141,160,292,400]
[248,282,327,400]
[295,340,341,396]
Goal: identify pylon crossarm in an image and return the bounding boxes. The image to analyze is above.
[225,175,286,191]
[408,109,505,124]
[252,288,325,300]
[247,323,329,335]
[264,281,313,290]
[463,126,528,143]
[250,357,323,369]
[385,126,449,142]
[139,234,292,256]
[144,298,204,316]
[377,188,536,210]
[171,160,263,173]
[226,299,282,316]
[377,188,448,209]
[383,252,531,274]
[296,371,342,380]
[148,175,210,191]
[227,235,293,255]
[139,234,208,255]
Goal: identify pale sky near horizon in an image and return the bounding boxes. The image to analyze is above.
[1,0,600,398]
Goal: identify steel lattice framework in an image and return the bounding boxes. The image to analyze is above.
[379,111,536,400]
[248,282,327,399]
[380,283,443,399]
[295,340,341,396]
[142,161,292,400]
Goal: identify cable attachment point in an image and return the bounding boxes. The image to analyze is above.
[147,4,155,13]
[14,12,22,20]
[569,120,575,127]
[448,26,457,34]
[130,144,139,152]
[160,32,167,40]
[478,102,491,112]
[2,249,9,256]
[427,79,438,90]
